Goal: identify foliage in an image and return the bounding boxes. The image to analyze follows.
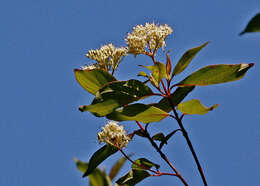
[240,13,260,35]
[74,23,253,185]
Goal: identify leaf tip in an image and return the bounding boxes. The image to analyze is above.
[209,104,219,111]
[79,105,86,112]
[249,63,255,67]
[239,31,246,36]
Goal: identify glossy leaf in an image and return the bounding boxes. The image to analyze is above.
[173,42,209,76]
[74,158,112,186]
[132,158,160,170]
[154,86,195,112]
[240,13,260,35]
[74,68,116,95]
[177,99,218,115]
[79,80,153,116]
[142,62,167,84]
[151,133,165,142]
[177,63,254,87]
[116,169,150,186]
[107,103,169,123]
[109,156,130,181]
[83,145,118,177]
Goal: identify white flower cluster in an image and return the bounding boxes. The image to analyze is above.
[126,23,173,56]
[86,44,128,71]
[80,64,98,71]
[98,121,130,149]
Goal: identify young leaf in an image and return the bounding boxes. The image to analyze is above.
[106,103,169,123]
[151,133,165,142]
[132,158,160,170]
[83,145,118,177]
[74,69,116,95]
[177,99,218,115]
[177,63,254,87]
[109,156,130,181]
[79,80,153,117]
[240,13,260,35]
[173,42,209,76]
[159,129,181,149]
[154,86,195,112]
[74,158,112,186]
[137,71,148,78]
[166,52,172,80]
[116,169,150,186]
[141,62,167,84]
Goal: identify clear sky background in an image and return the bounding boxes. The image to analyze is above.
[1,0,259,186]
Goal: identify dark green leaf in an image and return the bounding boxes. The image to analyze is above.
[240,13,260,35]
[151,133,165,142]
[79,80,153,116]
[135,129,147,138]
[106,103,169,123]
[74,158,112,186]
[83,145,118,177]
[153,86,195,112]
[177,99,218,115]
[116,169,150,186]
[159,129,181,149]
[173,42,209,76]
[109,155,131,181]
[132,158,160,171]
[177,63,254,87]
[74,68,116,95]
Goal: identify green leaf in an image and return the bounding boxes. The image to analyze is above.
[109,155,131,181]
[173,42,209,76]
[142,62,167,84]
[177,99,218,115]
[132,158,160,171]
[177,63,254,87]
[83,145,118,177]
[240,13,260,35]
[151,133,165,142]
[79,80,153,117]
[159,129,181,149]
[116,169,150,186]
[107,103,169,123]
[134,129,147,138]
[74,158,112,186]
[154,86,195,112]
[137,71,148,78]
[74,68,116,95]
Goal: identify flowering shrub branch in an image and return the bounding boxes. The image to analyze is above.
[74,22,254,186]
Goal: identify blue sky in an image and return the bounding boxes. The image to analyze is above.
[0,0,259,185]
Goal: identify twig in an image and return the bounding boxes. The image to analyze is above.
[136,121,189,186]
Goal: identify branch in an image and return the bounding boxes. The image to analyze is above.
[136,121,188,186]
[167,97,208,186]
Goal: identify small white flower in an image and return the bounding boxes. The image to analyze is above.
[125,22,173,56]
[98,121,130,148]
[80,64,97,70]
[86,44,128,71]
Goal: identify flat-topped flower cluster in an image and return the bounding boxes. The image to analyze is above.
[84,23,173,72]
